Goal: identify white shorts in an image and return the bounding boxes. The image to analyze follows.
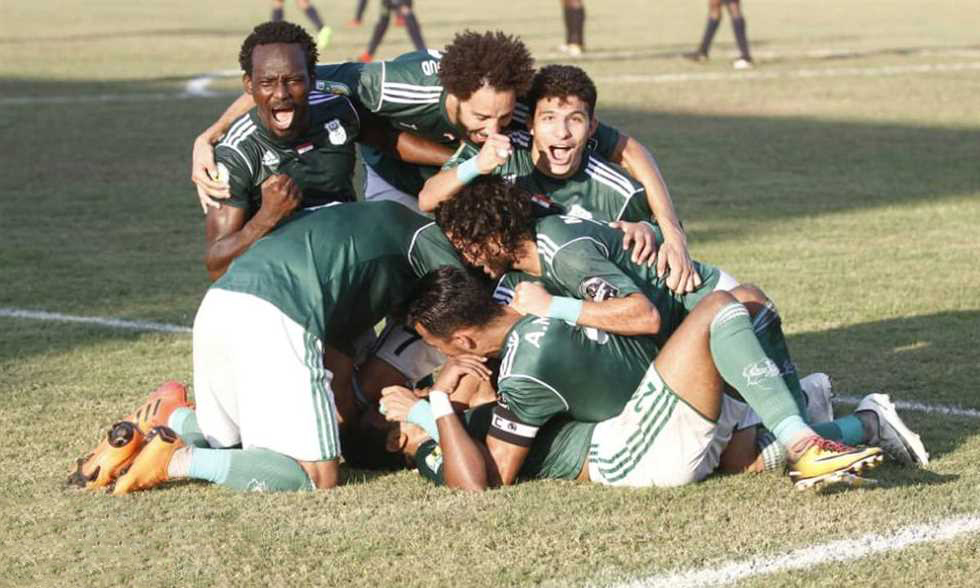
[192,288,340,462]
[370,322,447,385]
[363,164,423,213]
[587,365,747,488]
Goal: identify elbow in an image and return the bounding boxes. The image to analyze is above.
[204,252,225,282]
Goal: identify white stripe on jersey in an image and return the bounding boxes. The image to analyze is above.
[500,374,571,411]
[512,102,530,125]
[492,281,515,305]
[308,92,340,105]
[509,130,531,149]
[499,332,520,378]
[551,236,611,263]
[384,81,443,93]
[536,234,562,264]
[221,117,255,148]
[223,116,252,145]
[405,221,437,276]
[585,155,638,200]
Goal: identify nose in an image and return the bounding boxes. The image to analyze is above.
[273,80,288,100]
[556,121,572,139]
[484,119,500,136]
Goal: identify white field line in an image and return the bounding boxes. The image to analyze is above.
[834,395,980,420]
[609,515,980,588]
[5,61,979,106]
[0,308,190,334]
[593,60,980,84]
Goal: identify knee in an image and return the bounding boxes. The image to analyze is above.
[731,283,768,306]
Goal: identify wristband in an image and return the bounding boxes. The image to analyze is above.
[455,157,481,184]
[545,296,584,324]
[429,389,453,419]
[406,400,440,442]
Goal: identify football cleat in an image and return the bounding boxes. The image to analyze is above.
[800,372,835,424]
[125,380,192,436]
[856,393,929,466]
[111,426,185,496]
[683,51,708,63]
[358,52,374,63]
[788,436,882,490]
[732,57,755,70]
[68,421,145,490]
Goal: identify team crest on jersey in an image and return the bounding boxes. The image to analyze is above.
[325,119,348,145]
[262,150,280,170]
[314,80,351,96]
[579,277,619,301]
[424,445,444,471]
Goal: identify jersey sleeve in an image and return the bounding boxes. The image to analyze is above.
[550,237,642,301]
[492,376,566,435]
[407,222,464,276]
[492,272,541,305]
[213,145,255,209]
[590,120,623,159]
[356,54,443,116]
[617,187,652,222]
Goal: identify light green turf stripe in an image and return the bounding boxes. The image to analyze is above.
[305,332,330,460]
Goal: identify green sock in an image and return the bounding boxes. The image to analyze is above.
[188,447,314,492]
[709,303,808,444]
[751,302,807,417]
[812,415,866,446]
[168,407,209,448]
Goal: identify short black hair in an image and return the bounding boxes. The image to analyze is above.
[238,21,318,77]
[439,30,535,100]
[434,176,536,268]
[528,64,597,118]
[406,267,505,340]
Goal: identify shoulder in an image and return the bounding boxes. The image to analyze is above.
[582,153,643,200]
[215,113,262,177]
[359,50,444,112]
[538,216,614,260]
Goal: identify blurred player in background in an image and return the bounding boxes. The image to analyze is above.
[685,0,753,69]
[558,0,586,57]
[359,0,426,63]
[270,0,333,50]
[349,0,369,26]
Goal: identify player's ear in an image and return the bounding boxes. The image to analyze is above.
[588,115,598,138]
[243,73,253,96]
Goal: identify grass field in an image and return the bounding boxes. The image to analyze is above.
[2,1,979,586]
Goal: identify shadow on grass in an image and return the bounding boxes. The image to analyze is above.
[816,467,958,496]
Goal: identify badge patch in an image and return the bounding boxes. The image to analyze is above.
[296,142,314,155]
[315,80,351,96]
[262,150,280,170]
[579,277,619,301]
[325,119,348,145]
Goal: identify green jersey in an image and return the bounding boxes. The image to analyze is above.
[446,138,652,222]
[487,314,658,448]
[213,201,461,355]
[494,215,719,348]
[214,92,361,215]
[348,50,623,198]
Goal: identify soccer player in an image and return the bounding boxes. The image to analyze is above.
[685,0,754,69]
[73,201,463,495]
[190,33,699,292]
[388,266,930,490]
[205,21,449,281]
[270,0,333,50]
[558,0,586,57]
[358,0,427,63]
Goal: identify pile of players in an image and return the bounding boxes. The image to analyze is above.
[68,22,928,496]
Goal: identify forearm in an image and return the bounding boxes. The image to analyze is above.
[205,214,278,281]
[200,93,255,144]
[432,394,490,491]
[392,133,455,166]
[418,167,468,212]
[616,136,685,240]
[575,293,661,336]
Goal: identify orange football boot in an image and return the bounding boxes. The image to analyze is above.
[112,426,185,496]
[68,421,145,490]
[125,380,193,435]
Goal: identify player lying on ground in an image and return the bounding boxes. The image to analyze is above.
[190,30,699,291]
[204,21,450,280]
[68,201,462,494]
[384,266,930,490]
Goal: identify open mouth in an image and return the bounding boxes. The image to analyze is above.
[548,145,575,165]
[270,107,295,131]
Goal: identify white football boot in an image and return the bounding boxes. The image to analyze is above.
[856,393,930,466]
[800,372,835,424]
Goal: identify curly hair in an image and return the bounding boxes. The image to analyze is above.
[438,30,535,100]
[406,267,505,340]
[239,21,318,77]
[434,176,536,268]
[527,64,597,118]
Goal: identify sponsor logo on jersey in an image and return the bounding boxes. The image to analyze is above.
[326,119,348,145]
[579,277,619,301]
[262,150,280,170]
[398,122,419,131]
[314,80,351,96]
[296,142,314,155]
[742,359,781,386]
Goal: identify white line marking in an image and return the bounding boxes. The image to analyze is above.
[5,61,979,105]
[611,515,980,588]
[835,395,980,420]
[0,308,190,334]
[594,61,980,84]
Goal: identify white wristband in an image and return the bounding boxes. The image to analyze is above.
[429,390,453,420]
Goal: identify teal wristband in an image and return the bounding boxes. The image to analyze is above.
[546,296,584,323]
[407,400,440,442]
[455,157,480,184]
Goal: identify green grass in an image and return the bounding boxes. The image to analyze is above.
[1,1,979,586]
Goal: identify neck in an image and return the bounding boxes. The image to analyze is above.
[478,307,524,357]
[511,240,542,276]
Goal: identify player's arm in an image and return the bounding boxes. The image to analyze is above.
[356,110,455,166]
[204,174,300,281]
[607,134,699,293]
[418,134,513,212]
[512,283,660,336]
[191,93,256,211]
